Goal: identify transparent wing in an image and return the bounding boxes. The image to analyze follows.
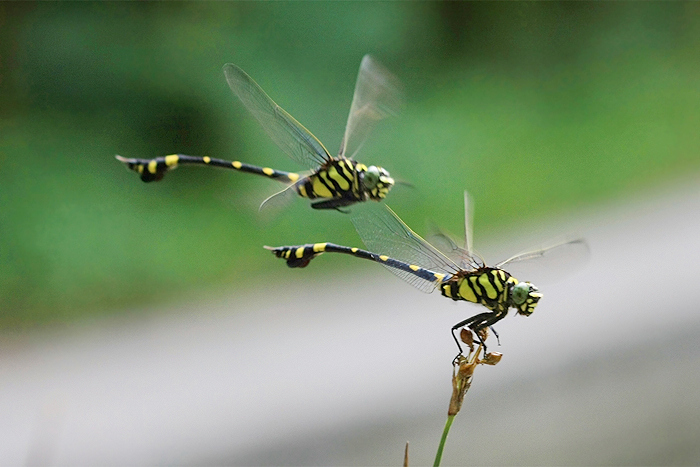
[338,55,403,160]
[496,238,590,285]
[463,191,474,256]
[459,191,485,269]
[258,183,299,213]
[425,191,484,270]
[427,229,484,271]
[350,203,460,293]
[223,63,332,171]
[426,225,463,260]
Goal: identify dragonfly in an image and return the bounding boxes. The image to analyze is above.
[266,193,589,355]
[116,55,402,211]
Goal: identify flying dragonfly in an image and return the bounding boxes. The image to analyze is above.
[116,55,402,211]
[266,193,589,355]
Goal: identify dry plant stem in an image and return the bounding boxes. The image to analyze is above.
[403,441,409,467]
[449,348,480,416]
[433,345,481,467]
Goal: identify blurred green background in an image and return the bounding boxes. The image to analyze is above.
[1,2,698,329]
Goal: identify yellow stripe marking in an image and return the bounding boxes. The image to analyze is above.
[458,279,478,303]
[351,248,358,253]
[433,273,446,282]
[262,167,274,176]
[311,176,333,198]
[469,276,481,296]
[147,160,158,174]
[339,161,354,183]
[287,172,300,183]
[491,270,504,292]
[409,264,420,271]
[478,273,497,299]
[327,165,350,191]
[379,255,389,261]
[352,162,361,191]
[297,183,307,197]
[497,270,506,282]
[232,161,242,169]
[284,250,290,259]
[164,155,179,167]
[137,165,144,174]
[203,156,211,164]
[295,247,305,259]
[443,284,452,297]
[313,243,327,252]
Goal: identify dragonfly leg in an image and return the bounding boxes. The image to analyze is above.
[451,312,494,357]
[489,326,501,346]
[310,197,357,211]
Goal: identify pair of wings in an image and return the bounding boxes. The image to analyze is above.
[223,55,402,171]
[349,195,589,294]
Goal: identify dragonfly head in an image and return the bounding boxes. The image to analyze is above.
[510,281,542,316]
[362,165,395,200]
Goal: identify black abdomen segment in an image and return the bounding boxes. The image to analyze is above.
[265,242,448,284]
[116,154,299,184]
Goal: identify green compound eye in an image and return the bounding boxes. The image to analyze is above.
[511,282,530,305]
[363,166,380,189]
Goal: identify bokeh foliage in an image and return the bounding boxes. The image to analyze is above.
[1,2,699,328]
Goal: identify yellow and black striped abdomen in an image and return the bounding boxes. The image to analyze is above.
[116,154,300,184]
[440,268,514,310]
[265,242,448,287]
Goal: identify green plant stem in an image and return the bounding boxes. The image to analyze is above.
[434,414,455,467]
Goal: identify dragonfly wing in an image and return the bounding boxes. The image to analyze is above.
[425,191,485,270]
[426,226,463,260]
[350,203,459,293]
[461,191,485,269]
[223,64,331,171]
[258,183,299,212]
[463,191,474,256]
[496,238,590,285]
[379,268,443,294]
[427,229,484,271]
[338,55,403,160]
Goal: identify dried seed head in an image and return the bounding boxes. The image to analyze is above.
[476,327,489,343]
[459,328,474,349]
[449,354,477,416]
[480,352,503,366]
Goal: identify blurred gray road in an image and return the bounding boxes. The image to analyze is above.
[1,181,699,466]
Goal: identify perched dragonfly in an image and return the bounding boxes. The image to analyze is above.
[266,193,589,355]
[117,55,402,211]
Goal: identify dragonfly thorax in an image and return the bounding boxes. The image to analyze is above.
[294,159,393,208]
[440,268,512,311]
[439,267,543,317]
